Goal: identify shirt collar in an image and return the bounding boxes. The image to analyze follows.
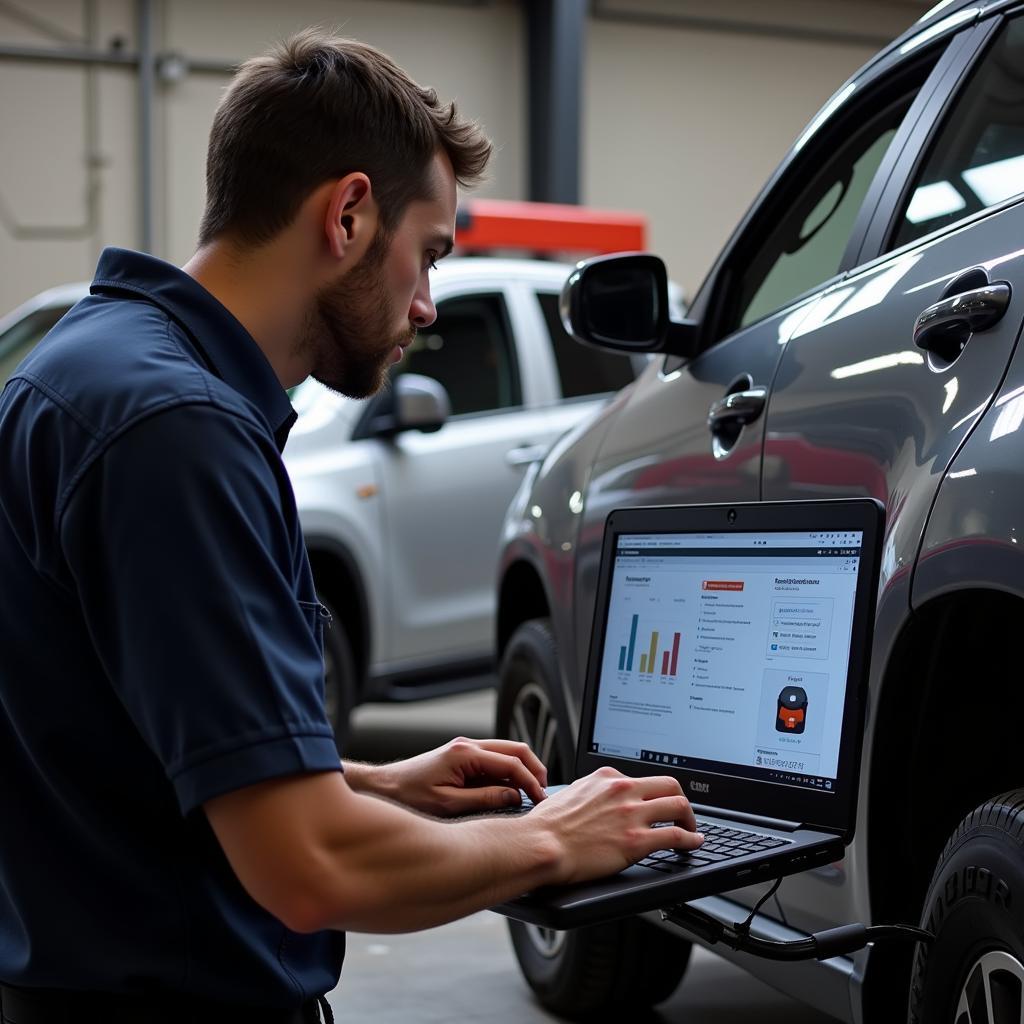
[90,247,297,451]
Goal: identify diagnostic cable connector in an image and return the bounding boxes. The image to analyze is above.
[659,878,933,962]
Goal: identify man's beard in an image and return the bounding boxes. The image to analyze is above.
[299,230,415,399]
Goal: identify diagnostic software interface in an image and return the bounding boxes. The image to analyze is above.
[590,529,863,793]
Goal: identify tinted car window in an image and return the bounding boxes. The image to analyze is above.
[394,293,519,416]
[0,305,70,385]
[536,291,635,399]
[894,19,1024,249]
[735,98,909,329]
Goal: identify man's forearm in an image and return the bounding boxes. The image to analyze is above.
[207,766,697,936]
[310,794,563,933]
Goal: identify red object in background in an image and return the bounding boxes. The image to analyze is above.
[455,198,646,256]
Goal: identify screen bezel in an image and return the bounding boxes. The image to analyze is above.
[572,498,884,839]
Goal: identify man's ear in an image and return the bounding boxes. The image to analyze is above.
[324,173,377,262]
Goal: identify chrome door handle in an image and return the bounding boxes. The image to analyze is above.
[707,387,767,431]
[505,443,548,467]
[914,282,1011,353]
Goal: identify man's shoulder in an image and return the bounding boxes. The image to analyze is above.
[8,292,249,439]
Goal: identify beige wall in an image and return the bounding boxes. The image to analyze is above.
[585,23,877,299]
[0,0,920,315]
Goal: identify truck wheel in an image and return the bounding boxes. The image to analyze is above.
[909,790,1024,1024]
[497,617,692,1018]
[320,595,357,751]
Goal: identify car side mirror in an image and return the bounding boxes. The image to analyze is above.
[365,373,451,438]
[560,253,698,357]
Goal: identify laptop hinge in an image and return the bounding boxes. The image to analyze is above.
[691,804,802,833]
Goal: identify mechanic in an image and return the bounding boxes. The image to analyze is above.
[0,29,703,1024]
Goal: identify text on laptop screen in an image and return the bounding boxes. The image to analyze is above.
[590,529,863,793]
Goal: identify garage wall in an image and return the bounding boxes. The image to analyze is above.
[0,0,136,310]
[0,0,921,315]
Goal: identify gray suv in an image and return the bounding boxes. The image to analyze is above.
[495,4,1024,1021]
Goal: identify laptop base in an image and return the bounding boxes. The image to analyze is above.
[492,826,842,930]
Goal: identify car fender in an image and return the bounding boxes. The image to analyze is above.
[497,386,632,736]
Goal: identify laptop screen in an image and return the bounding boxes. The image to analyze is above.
[588,527,864,796]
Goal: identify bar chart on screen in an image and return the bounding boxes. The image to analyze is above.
[616,612,683,680]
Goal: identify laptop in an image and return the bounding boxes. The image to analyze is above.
[492,498,884,930]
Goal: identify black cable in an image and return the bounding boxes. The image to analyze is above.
[735,876,784,939]
[660,882,934,962]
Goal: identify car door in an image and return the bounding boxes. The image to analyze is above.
[374,282,561,672]
[758,14,1024,932]
[569,32,961,696]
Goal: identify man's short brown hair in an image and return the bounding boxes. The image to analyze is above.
[198,29,492,247]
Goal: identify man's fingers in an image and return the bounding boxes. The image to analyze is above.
[466,739,548,791]
[441,785,522,816]
[638,797,698,835]
[642,824,704,854]
[624,774,687,799]
[463,749,547,805]
[642,794,698,833]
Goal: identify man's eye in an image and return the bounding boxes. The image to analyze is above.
[425,251,439,271]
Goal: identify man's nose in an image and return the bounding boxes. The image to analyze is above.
[410,284,436,329]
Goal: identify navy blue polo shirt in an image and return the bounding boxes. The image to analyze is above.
[0,248,345,1005]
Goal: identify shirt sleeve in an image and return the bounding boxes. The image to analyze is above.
[59,402,341,814]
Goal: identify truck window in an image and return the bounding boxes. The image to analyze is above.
[394,293,520,415]
[537,291,636,399]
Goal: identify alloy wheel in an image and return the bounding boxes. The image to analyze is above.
[956,950,1024,1024]
[508,678,567,958]
[508,681,564,779]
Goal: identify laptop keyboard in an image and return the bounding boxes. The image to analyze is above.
[636,820,792,872]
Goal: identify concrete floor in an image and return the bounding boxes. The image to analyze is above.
[330,690,836,1023]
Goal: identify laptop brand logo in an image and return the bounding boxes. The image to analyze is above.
[689,781,710,794]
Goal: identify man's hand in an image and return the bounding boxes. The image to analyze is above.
[527,766,704,885]
[345,737,548,817]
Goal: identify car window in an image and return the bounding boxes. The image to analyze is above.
[393,292,520,416]
[893,18,1024,250]
[0,305,70,385]
[734,96,911,330]
[536,291,636,399]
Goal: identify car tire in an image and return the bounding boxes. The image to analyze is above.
[908,790,1024,1024]
[497,617,692,1019]
[320,595,357,751]
[496,619,575,782]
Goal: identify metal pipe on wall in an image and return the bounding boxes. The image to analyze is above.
[525,0,586,205]
[136,0,155,254]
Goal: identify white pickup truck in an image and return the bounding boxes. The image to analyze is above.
[283,256,643,741]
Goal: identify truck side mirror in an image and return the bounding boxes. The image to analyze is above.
[560,253,698,357]
[364,373,451,438]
